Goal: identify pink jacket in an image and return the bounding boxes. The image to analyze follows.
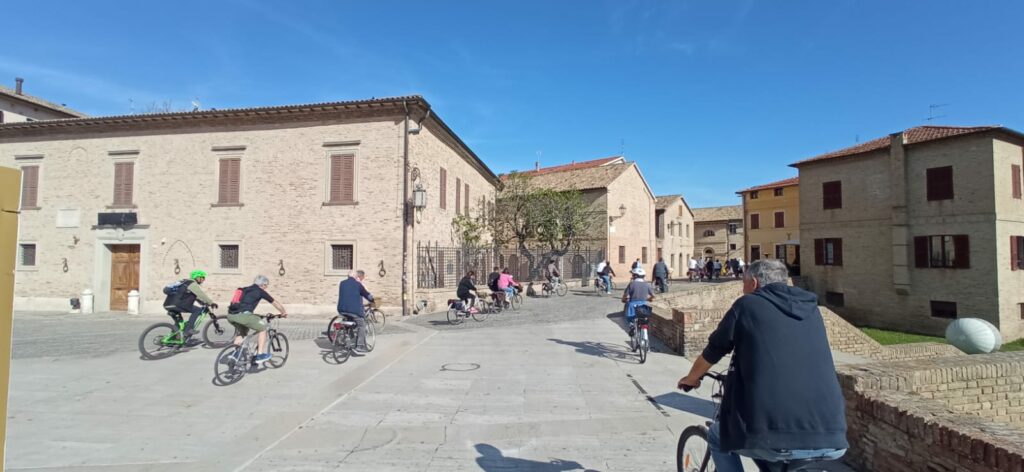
[498,273,515,289]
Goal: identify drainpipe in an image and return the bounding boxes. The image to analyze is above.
[401,101,411,317]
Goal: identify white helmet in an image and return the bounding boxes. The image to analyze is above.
[631,267,646,277]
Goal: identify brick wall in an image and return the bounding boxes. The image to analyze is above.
[839,352,1024,471]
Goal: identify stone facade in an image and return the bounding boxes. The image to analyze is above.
[692,205,744,264]
[655,195,695,277]
[795,127,1024,341]
[737,177,800,270]
[0,97,499,315]
[0,83,85,123]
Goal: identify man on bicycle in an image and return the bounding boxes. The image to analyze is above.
[621,267,654,336]
[163,269,218,343]
[544,259,561,291]
[677,260,847,472]
[487,266,504,305]
[598,259,615,294]
[653,257,669,293]
[457,270,480,313]
[337,269,375,353]
[227,275,288,364]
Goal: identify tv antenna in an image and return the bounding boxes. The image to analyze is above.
[926,104,949,122]
[620,138,625,156]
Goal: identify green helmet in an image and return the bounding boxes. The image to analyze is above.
[190,269,208,279]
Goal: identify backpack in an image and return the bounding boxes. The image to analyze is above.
[487,272,500,291]
[227,287,245,314]
[162,279,193,309]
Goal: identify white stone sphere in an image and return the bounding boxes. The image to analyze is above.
[945,318,1002,354]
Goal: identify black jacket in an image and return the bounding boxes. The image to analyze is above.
[702,283,848,452]
[457,276,476,299]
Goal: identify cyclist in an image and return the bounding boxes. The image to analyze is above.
[544,259,561,292]
[227,275,288,364]
[653,257,669,293]
[677,259,847,471]
[598,259,616,294]
[337,269,374,354]
[486,266,505,305]
[620,267,654,336]
[457,270,480,313]
[162,269,218,343]
[498,268,520,300]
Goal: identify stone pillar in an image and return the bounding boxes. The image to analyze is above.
[889,132,912,294]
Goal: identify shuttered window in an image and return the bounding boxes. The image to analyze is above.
[20,165,39,209]
[750,214,760,230]
[328,154,355,204]
[455,178,462,215]
[774,188,784,197]
[814,238,843,266]
[1013,164,1022,199]
[618,246,626,264]
[914,235,969,269]
[331,244,354,271]
[218,158,241,204]
[642,247,648,264]
[750,191,759,200]
[825,291,844,307]
[219,244,239,269]
[926,166,954,201]
[822,181,842,209]
[1012,236,1024,271]
[113,162,134,206]
[19,244,36,267]
[464,183,470,215]
[439,168,447,209]
[774,211,785,228]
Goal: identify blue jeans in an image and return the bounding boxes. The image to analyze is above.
[625,301,647,322]
[707,422,846,472]
[601,275,612,293]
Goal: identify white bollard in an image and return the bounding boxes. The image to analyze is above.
[127,290,140,315]
[81,289,94,314]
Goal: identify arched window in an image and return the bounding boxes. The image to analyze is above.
[703,229,715,237]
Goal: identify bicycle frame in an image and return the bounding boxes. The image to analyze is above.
[161,308,212,346]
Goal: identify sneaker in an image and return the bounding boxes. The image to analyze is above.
[354,346,370,353]
[254,353,272,364]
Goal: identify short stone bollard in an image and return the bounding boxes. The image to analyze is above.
[127,290,140,315]
[80,289,94,314]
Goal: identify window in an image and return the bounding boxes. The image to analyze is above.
[914,235,969,269]
[1013,164,1022,200]
[751,245,761,260]
[926,166,954,201]
[686,224,690,238]
[774,211,785,228]
[19,244,36,267]
[774,188,784,197]
[730,243,737,250]
[642,247,648,264]
[825,291,845,307]
[750,214,760,230]
[20,165,39,209]
[930,301,958,319]
[1011,236,1024,271]
[1019,303,1024,321]
[219,245,239,269]
[439,168,448,209]
[331,244,354,271]
[657,248,663,261]
[455,178,462,215]
[678,206,683,217]
[814,238,843,266]
[328,154,355,204]
[218,158,241,205]
[823,181,842,209]
[464,183,470,215]
[112,161,134,207]
[728,223,739,234]
[750,191,759,200]
[618,246,626,264]
[703,229,715,237]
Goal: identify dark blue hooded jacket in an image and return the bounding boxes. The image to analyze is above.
[702,283,848,452]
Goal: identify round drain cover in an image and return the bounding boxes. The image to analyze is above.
[440,363,480,372]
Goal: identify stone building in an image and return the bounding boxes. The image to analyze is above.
[1,95,500,315]
[692,205,744,263]
[654,195,695,277]
[737,177,800,272]
[792,125,1024,341]
[521,156,656,281]
[0,78,86,123]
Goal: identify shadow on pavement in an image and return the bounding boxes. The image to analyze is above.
[650,391,717,419]
[547,338,639,364]
[474,444,598,472]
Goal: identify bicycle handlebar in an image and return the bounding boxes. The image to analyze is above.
[258,313,285,320]
[680,371,726,392]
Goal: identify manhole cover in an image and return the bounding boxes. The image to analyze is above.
[440,363,480,372]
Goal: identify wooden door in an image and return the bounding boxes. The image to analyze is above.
[110,245,140,311]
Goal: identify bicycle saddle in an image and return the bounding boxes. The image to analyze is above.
[754,457,835,472]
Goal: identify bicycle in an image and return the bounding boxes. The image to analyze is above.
[138,305,235,360]
[327,304,384,342]
[594,276,617,294]
[677,372,839,472]
[655,276,670,294]
[628,305,651,364]
[446,298,489,324]
[541,277,569,297]
[213,314,289,386]
[508,287,523,311]
[329,314,377,364]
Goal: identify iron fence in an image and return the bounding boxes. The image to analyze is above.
[416,243,604,289]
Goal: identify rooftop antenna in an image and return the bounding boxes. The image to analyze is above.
[926,103,949,122]
[191,97,201,112]
[535,150,541,171]
[129,98,135,114]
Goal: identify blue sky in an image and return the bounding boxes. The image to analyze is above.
[3,0,1022,207]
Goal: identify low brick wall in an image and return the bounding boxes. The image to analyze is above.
[648,305,726,357]
[839,352,1024,471]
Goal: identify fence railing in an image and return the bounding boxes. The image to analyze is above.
[415,243,604,289]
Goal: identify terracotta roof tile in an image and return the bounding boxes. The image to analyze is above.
[791,126,1001,166]
[516,156,625,177]
[692,205,742,222]
[524,162,633,191]
[737,176,799,194]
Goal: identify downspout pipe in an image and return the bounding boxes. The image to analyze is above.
[401,101,410,317]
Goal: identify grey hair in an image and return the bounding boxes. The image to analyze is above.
[349,269,366,278]
[253,275,270,286]
[745,259,788,286]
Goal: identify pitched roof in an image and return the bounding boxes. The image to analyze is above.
[737,176,799,194]
[791,126,1002,167]
[655,195,682,210]
[524,162,633,192]
[0,85,87,118]
[692,205,742,222]
[516,156,625,177]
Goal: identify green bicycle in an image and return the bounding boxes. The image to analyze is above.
[137,305,235,360]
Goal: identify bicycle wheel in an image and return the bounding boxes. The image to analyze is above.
[267,332,290,368]
[332,330,352,364]
[202,318,236,348]
[510,294,521,311]
[447,308,464,325]
[364,321,376,352]
[138,323,182,360]
[677,425,715,472]
[326,316,341,342]
[555,283,568,297]
[214,345,248,386]
[639,328,650,364]
[368,308,386,332]
[472,303,489,322]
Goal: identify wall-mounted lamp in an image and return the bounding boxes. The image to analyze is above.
[61,258,69,273]
[278,259,286,277]
[413,184,427,209]
[609,204,628,224]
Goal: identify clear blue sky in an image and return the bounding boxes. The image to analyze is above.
[4,1,1022,207]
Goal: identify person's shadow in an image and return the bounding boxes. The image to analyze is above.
[474,444,598,472]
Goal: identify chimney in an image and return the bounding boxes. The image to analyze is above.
[15,77,24,95]
[535,161,540,171]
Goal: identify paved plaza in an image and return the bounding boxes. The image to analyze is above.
[5,283,849,471]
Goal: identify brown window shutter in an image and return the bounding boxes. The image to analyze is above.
[439,168,447,209]
[953,235,969,269]
[218,159,230,203]
[114,162,134,206]
[329,155,343,202]
[814,239,824,265]
[464,183,470,215]
[750,214,760,230]
[455,178,461,215]
[833,239,843,266]
[823,181,842,209]
[926,166,954,201]
[619,246,626,264]
[913,236,929,268]
[219,158,241,204]
[1013,236,1020,271]
[774,211,784,228]
[20,165,39,208]
[339,155,355,203]
[1013,165,1022,199]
